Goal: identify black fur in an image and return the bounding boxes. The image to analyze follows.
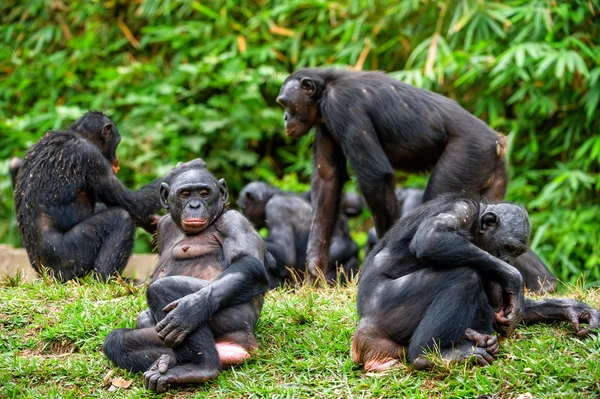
[103,165,269,392]
[277,67,554,291]
[14,112,162,281]
[353,194,599,371]
[238,182,359,286]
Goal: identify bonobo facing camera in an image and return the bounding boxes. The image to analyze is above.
[103,163,270,393]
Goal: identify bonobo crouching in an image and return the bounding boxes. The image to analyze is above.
[103,165,269,393]
[352,194,599,372]
[238,182,360,287]
[14,112,164,281]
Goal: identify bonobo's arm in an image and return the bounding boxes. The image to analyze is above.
[328,114,398,238]
[306,127,347,281]
[409,200,524,334]
[523,298,600,337]
[156,211,269,347]
[264,197,297,269]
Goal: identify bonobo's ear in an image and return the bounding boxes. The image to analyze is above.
[300,77,316,97]
[160,182,170,210]
[479,211,499,234]
[100,123,112,142]
[218,178,229,204]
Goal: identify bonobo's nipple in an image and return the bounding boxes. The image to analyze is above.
[181,245,190,252]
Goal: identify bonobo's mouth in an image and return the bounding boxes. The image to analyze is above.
[112,159,120,174]
[182,219,208,228]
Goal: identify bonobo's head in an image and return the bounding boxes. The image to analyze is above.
[237,182,279,229]
[160,168,229,235]
[277,69,325,138]
[342,192,364,218]
[475,202,530,264]
[71,111,121,174]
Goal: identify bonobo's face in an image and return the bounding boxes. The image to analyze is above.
[475,202,530,264]
[341,192,364,217]
[237,182,269,229]
[276,77,321,138]
[160,169,229,235]
[100,122,121,174]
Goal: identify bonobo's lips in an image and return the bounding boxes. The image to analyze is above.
[183,219,208,228]
[112,159,120,174]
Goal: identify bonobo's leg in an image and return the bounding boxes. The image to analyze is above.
[408,268,496,370]
[103,276,207,373]
[423,135,499,202]
[41,208,134,281]
[513,250,556,293]
[353,268,495,372]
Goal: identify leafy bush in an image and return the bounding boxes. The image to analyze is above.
[0,0,598,284]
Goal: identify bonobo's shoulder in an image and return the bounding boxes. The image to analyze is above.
[266,194,311,218]
[216,210,257,235]
[158,214,174,233]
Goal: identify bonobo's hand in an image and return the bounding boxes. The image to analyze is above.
[493,288,524,337]
[562,300,600,337]
[141,214,161,235]
[155,288,217,347]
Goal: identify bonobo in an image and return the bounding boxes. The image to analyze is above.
[238,182,359,287]
[103,166,269,393]
[352,194,599,372]
[14,112,168,281]
[277,68,555,292]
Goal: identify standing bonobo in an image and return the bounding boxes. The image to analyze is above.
[14,112,163,281]
[103,166,269,393]
[352,195,599,372]
[238,182,359,287]
[276,68,555,292]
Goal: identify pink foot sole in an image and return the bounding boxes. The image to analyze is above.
[364,358,402,372]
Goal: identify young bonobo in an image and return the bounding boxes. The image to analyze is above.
[237,181,359,287]
[277,68,555,292]
[352,194,599,372]
[14,112,165,281]
[103,167,269,393]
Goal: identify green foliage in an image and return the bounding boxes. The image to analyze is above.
[0,0,598,284]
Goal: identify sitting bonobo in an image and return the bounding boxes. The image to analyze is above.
[103,167,269,392]
[353,194,599,372]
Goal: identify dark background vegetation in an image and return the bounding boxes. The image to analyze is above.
[0,0,598,285]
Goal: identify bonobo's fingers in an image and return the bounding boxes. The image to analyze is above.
[567,304,600,337]
[163,299,180,313]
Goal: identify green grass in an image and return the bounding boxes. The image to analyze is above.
[0,276,599,399]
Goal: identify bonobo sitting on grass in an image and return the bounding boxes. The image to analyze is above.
[353,194,599,372]
[103,163,270,392]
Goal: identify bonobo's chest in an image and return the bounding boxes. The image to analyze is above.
[151,224,225,283]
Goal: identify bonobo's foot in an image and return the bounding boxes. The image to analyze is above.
[413,343,495,371]
[215,342,251,367]
[463,328,499,356]
[143,354,219,393]
[364,358,403,372]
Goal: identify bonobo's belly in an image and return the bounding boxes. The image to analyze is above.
[151,231,225,283]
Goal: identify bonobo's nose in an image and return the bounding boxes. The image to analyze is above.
[189,200,201,209]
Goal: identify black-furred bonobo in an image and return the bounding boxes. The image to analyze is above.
[352,194,599,372]
[14,112,166,281]
[103,166,269,393]
[238,181,359,287]
[277,68,555,292]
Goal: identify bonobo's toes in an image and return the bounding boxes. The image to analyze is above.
[464,328,499,356]
[364,358,403,372]
[143,354,177,392]
[444,344,495,367]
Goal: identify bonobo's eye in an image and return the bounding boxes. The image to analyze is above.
[199,190,210,198]
[180,191,191,198]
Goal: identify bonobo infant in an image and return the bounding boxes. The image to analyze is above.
[103,164,269,392]
[238,182,360,286]
[353,194,599,372]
